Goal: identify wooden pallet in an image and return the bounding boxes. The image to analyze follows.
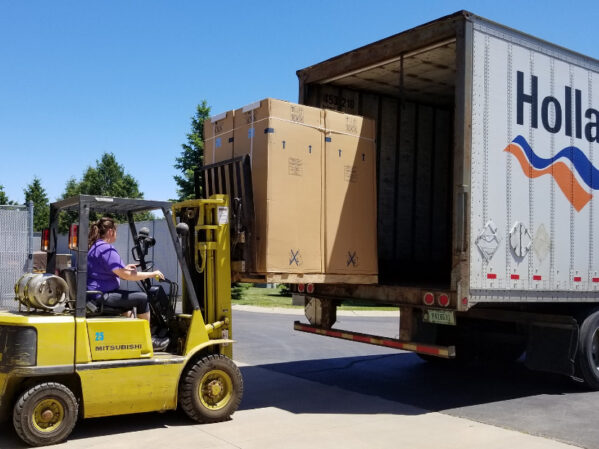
[234,272,378,285]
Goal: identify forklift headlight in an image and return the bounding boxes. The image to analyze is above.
[0,326,37,368]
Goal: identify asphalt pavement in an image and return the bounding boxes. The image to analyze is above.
[0,306,594,449]
[234,306,599,449]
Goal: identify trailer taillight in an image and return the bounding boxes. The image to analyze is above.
[68,224,78,250]
[41,229,50,251]
[423,292,435,306]
[438,294,450,307]
[306,283,315,294]
[298,283,305,293]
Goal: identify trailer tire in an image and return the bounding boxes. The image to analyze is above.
[13,382,78,447]
[576,310,599,390]
[179,354,243,423]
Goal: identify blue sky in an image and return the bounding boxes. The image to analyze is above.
[1,0,598,203]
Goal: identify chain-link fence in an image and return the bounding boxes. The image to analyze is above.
[0,203,33,311]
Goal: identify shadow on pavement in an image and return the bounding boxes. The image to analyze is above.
[239,352,581,413]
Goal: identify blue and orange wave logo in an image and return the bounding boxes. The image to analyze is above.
[504,135,597,212]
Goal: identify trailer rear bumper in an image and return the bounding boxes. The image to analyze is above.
[294,321,456,358]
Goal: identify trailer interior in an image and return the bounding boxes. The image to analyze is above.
[298,13,464,289]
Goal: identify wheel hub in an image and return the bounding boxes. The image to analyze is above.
[33,399,64,432]
[207,380,223,397]
[199,369,233,410]
[41,410,54,421]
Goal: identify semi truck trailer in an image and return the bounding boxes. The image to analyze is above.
[289,10,599,388]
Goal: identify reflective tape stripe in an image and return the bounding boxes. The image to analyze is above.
[294,321,455,358]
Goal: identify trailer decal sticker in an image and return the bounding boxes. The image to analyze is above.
[475,220,501,263]
[509,221,532,259]
[504,135,595,212]
[532,224,550,263]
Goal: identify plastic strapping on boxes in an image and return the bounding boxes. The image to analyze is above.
[231,115,375,140]
[212,122,216,162]
[323,129,376,142]
[250,109,254,162]
[228,111,376,162]
[271,116,376,142]
[207,113,230,162]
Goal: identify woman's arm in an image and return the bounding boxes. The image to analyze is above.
[113,266,164,281]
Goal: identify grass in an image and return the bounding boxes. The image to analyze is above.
[231,286,398,311]
[232,287,298,308]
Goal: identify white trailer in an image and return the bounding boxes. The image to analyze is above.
[293,11,599,388]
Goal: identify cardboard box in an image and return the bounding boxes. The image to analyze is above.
[323,110,377,275]
[204,110,234,165]
[205,98,378,281]
[233,99,324,273]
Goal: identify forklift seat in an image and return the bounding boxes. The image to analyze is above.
[60,268,127,316]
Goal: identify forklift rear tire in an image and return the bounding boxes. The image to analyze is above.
[13,382,78,447]
[179,354,243,423]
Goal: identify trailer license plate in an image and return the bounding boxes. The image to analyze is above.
[424,309,455,325]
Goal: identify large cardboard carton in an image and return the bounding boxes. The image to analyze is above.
[324,110,377,275]
[205,98,378,281]
[204,110,234,165]
[233,99,324,274]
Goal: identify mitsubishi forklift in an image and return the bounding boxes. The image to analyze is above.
[0,193,242,446]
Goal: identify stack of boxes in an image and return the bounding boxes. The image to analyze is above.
[204,98,377,283]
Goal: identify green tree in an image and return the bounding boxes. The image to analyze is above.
[59,153,150,231]
[24,177,50,231]
[73,153,145,198]
[174,101,210,200]
[0,185,11,205]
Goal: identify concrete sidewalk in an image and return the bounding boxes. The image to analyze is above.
[0,362,580,449]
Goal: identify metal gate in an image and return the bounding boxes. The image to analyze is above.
[0,203,33,310]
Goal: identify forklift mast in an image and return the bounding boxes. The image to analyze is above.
[196,155,256,276]
[172,195,233,350]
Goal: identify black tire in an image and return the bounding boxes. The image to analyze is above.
[13,382,78,447]
[576,310,599,390]
[179,354,243,423]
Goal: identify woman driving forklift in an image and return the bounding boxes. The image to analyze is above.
[87,216,169,350]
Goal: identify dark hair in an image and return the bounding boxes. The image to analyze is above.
[88,217,116,248]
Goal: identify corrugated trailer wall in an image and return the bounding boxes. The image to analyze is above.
[303,85,454,286]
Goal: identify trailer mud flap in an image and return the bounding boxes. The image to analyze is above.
[525,322,578,377]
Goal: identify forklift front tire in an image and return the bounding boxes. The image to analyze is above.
[179,354,243,423]
[13,382,79,447]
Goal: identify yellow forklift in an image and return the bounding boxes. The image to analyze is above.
[0,193,242,446]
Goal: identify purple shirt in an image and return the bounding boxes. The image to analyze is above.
[87,239,125,292]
